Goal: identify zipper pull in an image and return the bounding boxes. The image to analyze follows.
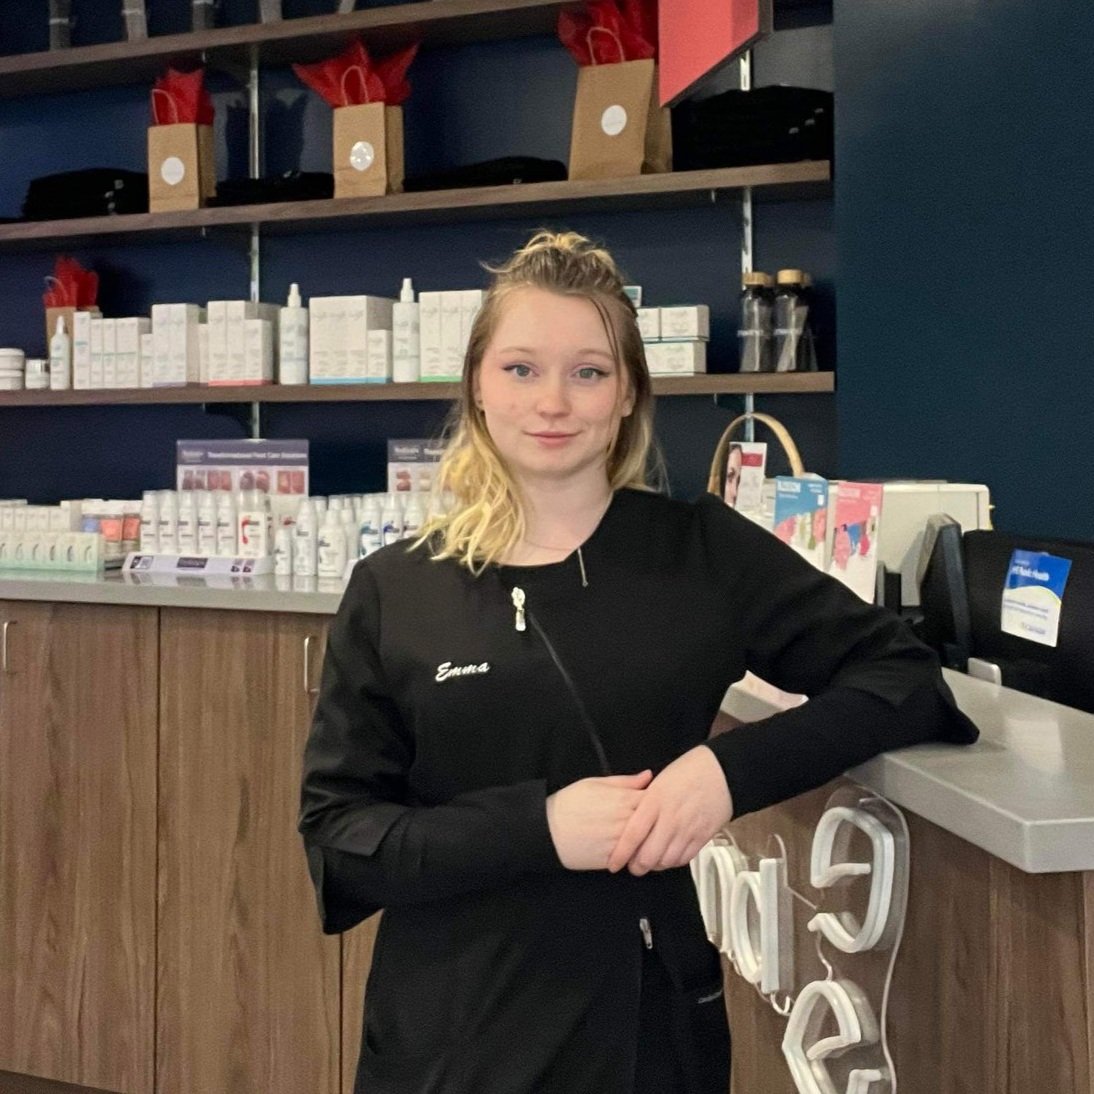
[639,916,653,950]
[511,586,526,632]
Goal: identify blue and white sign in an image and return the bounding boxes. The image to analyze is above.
[1001,549,1072,647]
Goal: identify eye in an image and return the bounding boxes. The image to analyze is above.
[575,365,609,381]
[503,363,533,378]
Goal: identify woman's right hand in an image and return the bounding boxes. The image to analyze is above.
[545,771,653,870]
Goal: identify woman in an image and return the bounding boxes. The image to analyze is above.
[299,231,978,1094]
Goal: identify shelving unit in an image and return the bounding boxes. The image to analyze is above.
[0,0,833,98]
[0,161,831,252]
[0,371,833,408]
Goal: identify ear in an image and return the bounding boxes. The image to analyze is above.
[620,382,635,419]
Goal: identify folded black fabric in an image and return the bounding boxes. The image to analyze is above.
[404,157,567,193]
[671,86,833,171]
[22,168,149,220]
[210,171,335,206]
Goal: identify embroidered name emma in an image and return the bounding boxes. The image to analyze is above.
[435,661,491,683]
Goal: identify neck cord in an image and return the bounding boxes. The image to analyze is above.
[518,541,589,587]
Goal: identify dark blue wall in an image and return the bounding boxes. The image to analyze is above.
[834,0,1094,540]
[0,0,836,502]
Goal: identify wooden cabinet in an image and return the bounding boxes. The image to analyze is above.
[156,608,339,1094]
[0,601,157,1094]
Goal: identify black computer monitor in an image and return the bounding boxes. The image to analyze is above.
[962,530,1094,714]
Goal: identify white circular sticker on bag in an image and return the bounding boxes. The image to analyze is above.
[161,156,186,187]
[601,105,628,137]
[349,141,376,172]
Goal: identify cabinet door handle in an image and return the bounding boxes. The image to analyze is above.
[303,634,320,697]
[1,620,13,674]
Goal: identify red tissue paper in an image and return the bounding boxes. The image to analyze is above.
[42,256,98,309]
[150,67,215,126]
[558,0,658,65]
[292,39,419,107]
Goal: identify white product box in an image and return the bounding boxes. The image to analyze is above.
[366,329,393,382]
[89,317,104,389]
[242,318,274,384]
[637,307,660,342]
[419,291,443,380]
[116,317,151,388]
[224,301,257,384]
[326,296,349,381]
[197,323,209,385]
[460,289,483,360]
[101,318,117,388]
[645,340,707,374]
[151,303,171,386]
[387,438,445,494]
[140,332,155,388]
[660,305,710,341]
[206,300,229,383]
[73,309,93,389]
[307,297,331,383]
[168,304,203,385]
[440,291,464,379]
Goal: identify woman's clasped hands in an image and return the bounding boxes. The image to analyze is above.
[545,747,733,875]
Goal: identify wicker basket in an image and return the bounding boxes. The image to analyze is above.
[706,411,805,497]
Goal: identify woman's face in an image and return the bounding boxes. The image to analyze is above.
[474,288,633,490]
[724,446,743,507]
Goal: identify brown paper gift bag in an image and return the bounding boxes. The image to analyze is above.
[568,57,671,180]
[333,103,404,198]
[147,122,215,213]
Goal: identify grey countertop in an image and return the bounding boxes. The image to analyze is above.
[724,671,1094,875]
[0,570,347,614]
[3,572,1092,874]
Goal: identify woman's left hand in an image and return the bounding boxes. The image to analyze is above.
[606,746,733,876]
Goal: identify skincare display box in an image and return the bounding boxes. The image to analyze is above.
[419,288,482,381]
[645,340,707,375]
[387,438,444,494]
[177,439,309,501]
[309,294,394,384]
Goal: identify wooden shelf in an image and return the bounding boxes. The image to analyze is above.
[0,0,832,99]
[0,372,832,408]
[0,161,831,251]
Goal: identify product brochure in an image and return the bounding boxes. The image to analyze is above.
[827,482,883,602]
[1001,549,1073,647]
[773,477,829,569]
[724,441,767,517]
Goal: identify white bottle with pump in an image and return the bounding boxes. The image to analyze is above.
[279,283,309,385]
[381,493,403,547]
[359,495,382,558]
[293,498,318,576]
[196,490,217,555]
[392,278,420,383]
[215,491,238,556]
[340,508,358,561]
[317,509,347,577]
[49,316,71,390]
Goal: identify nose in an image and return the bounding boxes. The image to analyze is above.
[534,375,571,419]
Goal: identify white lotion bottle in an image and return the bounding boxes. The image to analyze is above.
[196,490,217,555]
[279,283,309,385]
[139,490,159,553]
[317,509,347,577]
[215,490,238,556]
[358,495,382,557]
[402,493,425,540]
[293,498,318,576]
[392,277,420,383]
[339,507,358,561]
[176,490,197,554]
[158,490,178,554]
[381,493,403,547]
[274,524,294,575]
[49,315,71,390]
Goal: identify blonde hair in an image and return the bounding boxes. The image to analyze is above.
[418,230,656,572]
